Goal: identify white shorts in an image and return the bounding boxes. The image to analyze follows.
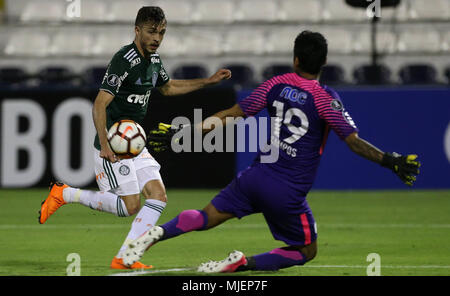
[94,147,162,196]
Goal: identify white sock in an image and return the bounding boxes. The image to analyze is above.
[63,187,129,217]
[116,199,166,257]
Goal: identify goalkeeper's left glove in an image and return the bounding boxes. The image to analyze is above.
[380,152,421,186]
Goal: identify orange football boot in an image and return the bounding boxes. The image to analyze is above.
[38,182,69,224]
[110,257,153,270]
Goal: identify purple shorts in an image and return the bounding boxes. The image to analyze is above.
[211,164,317,246]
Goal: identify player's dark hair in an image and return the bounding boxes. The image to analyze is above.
[135,6,166,27]
[294,31,328,75]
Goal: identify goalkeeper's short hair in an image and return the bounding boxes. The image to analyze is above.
[294,31,328,75]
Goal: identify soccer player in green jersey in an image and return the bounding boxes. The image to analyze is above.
[38,6,231,269]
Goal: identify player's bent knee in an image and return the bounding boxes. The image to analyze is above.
[126,204,140,216]
[306,248,317,262]
[289,241,317,262]
[302,241,318,262]
[141,180,168,203]
[154,192,168,203]
[202,203,234,229]
[145,191,167,203]
[120,194,141,216]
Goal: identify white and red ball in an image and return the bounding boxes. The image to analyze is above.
[107,120,146,159]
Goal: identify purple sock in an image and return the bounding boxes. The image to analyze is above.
[252,248,308,271]
[160,209,208,240]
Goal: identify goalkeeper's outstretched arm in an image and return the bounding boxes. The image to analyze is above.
[147,104,245,152]
[197,103,246,134]
[345,132,421,186]
[345,132,384,163]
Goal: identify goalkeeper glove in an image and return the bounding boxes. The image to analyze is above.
[381,152,421,186]
[147,122,190,153]
[147,123,179,153]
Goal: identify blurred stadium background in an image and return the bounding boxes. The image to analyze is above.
[0,0,449,85]
[0,0,450,277]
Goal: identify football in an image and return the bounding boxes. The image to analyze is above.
[107,120,147,159]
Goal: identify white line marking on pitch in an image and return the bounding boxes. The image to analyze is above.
[110,267,193,276]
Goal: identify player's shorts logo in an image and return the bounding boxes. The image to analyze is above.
[330,99,343,111]
[107,74,119,87]
[119,165,130,176]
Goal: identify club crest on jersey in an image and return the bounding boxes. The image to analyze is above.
[280,87,307,105]
[119,165,130,176]
[330,99,343,111]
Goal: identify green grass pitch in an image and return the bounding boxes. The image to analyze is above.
[0,189,449,276]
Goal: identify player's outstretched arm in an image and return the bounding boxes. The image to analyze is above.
[345,132,384,163]
[200,103,245,134]
[147,104,245,152]
[345,132,421,186]
[157,69,231,96]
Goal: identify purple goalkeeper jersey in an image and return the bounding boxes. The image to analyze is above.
[238,72,358,194]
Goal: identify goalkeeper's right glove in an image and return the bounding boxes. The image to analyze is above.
[380,152,421,186]
[147,123,181,153]
[147,122,194,153]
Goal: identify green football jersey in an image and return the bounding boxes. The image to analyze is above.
[94,42,170,150]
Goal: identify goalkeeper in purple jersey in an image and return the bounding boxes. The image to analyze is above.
[122,31,421,272]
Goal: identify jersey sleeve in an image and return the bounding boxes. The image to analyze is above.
[156,63,170,87]
[100,54,129,96]
[238,78,276,117]
[314,86,358,140]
